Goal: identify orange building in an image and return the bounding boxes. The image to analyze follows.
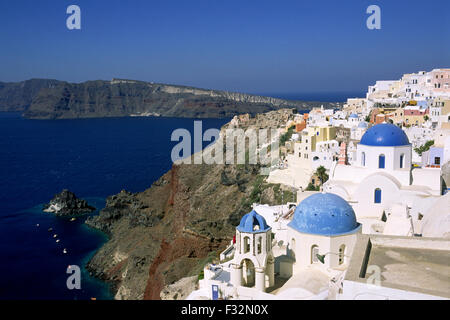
[295,121,306,132]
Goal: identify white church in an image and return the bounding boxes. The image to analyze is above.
[324,123,443,235]
[189,192,363,300]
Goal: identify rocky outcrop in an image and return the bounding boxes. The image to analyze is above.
[0,78,340,119]
[85,190,161,235]
[160,276,198,300]
[43,189,95,216]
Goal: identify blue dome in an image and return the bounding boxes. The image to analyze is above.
[358,122,368,128]
[288,193,360,236]
[349,113,358,119]
[360,123,409,147]
[237,210,271,233]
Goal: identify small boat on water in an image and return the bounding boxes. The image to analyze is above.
[63,248,67,254]
[36,224,39,227]
[70,218,76,222]
[56,239,60,243]
[53,234,58,238]
[48,228,53,232]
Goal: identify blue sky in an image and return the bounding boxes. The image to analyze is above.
[0,0,448,95]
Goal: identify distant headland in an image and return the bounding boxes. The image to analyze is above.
[0,78,339,120]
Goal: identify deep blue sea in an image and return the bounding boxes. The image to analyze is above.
[0,113,228,299]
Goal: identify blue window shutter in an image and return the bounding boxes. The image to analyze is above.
[374,189,382,203]
[379,155,385,169]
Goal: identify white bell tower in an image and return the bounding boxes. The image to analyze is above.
[230,210,274,292]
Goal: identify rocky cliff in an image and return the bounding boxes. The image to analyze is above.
[0,79,62,112]
[0,78,338,119]
[84,109,298,300]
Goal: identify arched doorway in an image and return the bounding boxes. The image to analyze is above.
[241,259,255,287]
[311,245,319,264]
[290,238,296,259]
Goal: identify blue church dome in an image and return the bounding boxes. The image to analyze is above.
[237,210,271,233]
[288,193,360,236]
[360,123,409,147]
[358,121,368,128]
[349,113,358,119]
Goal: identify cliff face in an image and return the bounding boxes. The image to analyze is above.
[84,110,298,300]
[0,78,338,119]
[0,79,62,112]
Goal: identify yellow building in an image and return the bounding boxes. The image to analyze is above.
[305,126,337,149]
[292,126,337,171]
[387,107,405,125]
[404,114,427,126]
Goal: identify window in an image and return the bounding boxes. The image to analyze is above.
[361,152,366,166]
[435,157,441,165]
[291,238,296,258]
[243,236,250,253]
[339,245,346,265]
[374,188,382,204]
[400,154,405,168]
[378,154,385,169]
[311,245,319,264]
[257,237,262,254]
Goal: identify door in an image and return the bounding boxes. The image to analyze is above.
[212,285,219,300]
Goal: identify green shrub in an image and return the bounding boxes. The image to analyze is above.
[414,140,434,156]
[279,125,296,146]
